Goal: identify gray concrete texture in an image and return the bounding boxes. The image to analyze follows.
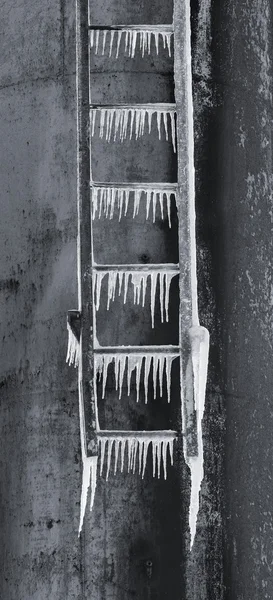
[0,0,272,598]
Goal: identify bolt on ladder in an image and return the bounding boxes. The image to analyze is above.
[67,0,210,549]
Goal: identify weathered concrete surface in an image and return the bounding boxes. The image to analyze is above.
[209,1,273,599]
[0,0,186,599]
[0,1,81,598]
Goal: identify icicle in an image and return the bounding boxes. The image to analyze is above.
[109,30,115,57]
[187,326,210,548]
[146,190,152,220]
[90,29,94,49]
[153,355,159,400]
[78,456,98,536]
[116,30,122,58]
[99,109,105,139]
[164,272,177,322]
[163,111,168,141]
[156,111,161,140]
[152,440,156,478]
[162,440,168,480]
[113,110,121,142]
[102,30,107,55]
[166,33,172,57]
[132,30,137,58]
[147,31,151,55]
[147,109,152,134]
[123,271,129,303]
[144,355,152,404]
[107,271,118,309]
[154,32,159,54]
[120,439,126,472]
[150,271,158,329]
[158,355,165,397]
[166,192,172,228]
[66,320,80,367]
[159,272,164,323]
[106,439,114,480]
[114,439,120,474]
[118,354,127,399]
[170,112,176,152]
[95,30,100,54]
[135,355,142,402]
[91,109,96,137]
[142,440,149,478]
[166,355,173,404]
[125,30,129,54]
[99,438,106,476]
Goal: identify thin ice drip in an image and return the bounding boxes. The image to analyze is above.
[94,353,178,403]
[90,29,173,58]
[91,187,175,228]
[90,108,176,152]
[98,434,175,479]
[93,270,178,328]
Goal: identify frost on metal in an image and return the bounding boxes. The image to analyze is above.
[90,28,173,58]
[90,106,176,152]
[94,352,179,403]
[98,432,176,480]
[93,269,178,328]
[91,185,176,227]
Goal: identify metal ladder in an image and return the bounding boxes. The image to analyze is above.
[68,0,210,549]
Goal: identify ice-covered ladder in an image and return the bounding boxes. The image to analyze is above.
[68,0,210,549]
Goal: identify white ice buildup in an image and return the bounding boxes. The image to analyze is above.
[66,320,80,368]
[90,28,173,58]
[78,455,98,535]
[91,186,176,227]
[94,352,179,403]
[186,326,210,549]
[90,107,176,152]
[98,432,176,480]
[93,269,178,328]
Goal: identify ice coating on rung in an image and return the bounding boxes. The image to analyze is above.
[93,270,178,327]
[94,353,179,403]
[90,107,176,152]
[90,29,173,58]
[98,434,176,479]
[91,186,176,227]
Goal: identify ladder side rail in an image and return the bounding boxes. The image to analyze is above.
[76,0,98,457]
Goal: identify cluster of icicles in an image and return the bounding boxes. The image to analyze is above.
[90,28,173,58]
[94,269,178,328]
[66,321,80,367]
[91,186,176,227]
[95,352,179,403]
[90,107,176,152]
[98,433,176,480]
[79,432,176,533]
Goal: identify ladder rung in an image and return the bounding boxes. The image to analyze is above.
[90,103,176,111]
[93,263,179,271]
[88,24,174,32]
[91,182,177,190]
[98,430,177,439]
[94,345,180,354]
